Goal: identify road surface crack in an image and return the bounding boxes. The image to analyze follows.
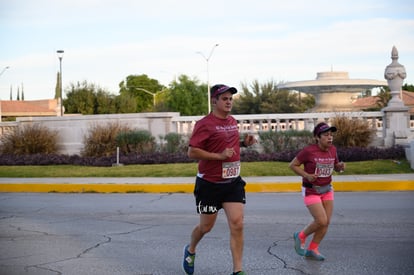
[267,238,310,275]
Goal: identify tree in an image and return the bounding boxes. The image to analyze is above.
[153,88,171,112]
[115,93,137,113]
[63,81,122,115]
[119,74,164,112]
[64,80,145,115]
[166,75,207,115]
[264,89,315,113]
[54,72,61,100]
[232,80,315,114]
[232,81,262,114]
[64,81,137,115]
[64,81,96,114]
[117,74,207,115]
[402,83,414,92]
[95,89,116,114]
[375,87,391,109]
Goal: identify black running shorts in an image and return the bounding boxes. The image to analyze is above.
[194,176,246,214]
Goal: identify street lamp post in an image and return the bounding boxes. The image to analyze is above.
[56,50,64,116]
[197,43,219,114]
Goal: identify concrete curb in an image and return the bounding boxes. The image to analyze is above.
[0,174,413,193]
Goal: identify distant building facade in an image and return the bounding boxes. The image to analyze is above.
[352,90,414,115]
[0,99,61,121]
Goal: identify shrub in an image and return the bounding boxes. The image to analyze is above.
[258,130,314,153]
[0,146,405,166]
[331,115,375,147]
[337,146,405,162]
[82,122,131,157]
[116,130,156,154]
[161,132,188,153]
[0,124,58,155]
[120,152,192,165]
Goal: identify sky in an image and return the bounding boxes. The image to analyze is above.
[0,0,413,100]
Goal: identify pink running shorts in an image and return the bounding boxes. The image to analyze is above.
[302,187,334,206]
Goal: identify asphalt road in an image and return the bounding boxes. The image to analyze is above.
[1,192,413,275]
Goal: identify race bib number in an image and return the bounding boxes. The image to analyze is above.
[222,161,240,179]
[315,163,334,177]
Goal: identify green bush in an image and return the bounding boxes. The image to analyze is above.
[162,132,188,153]
[258,129,313,153]
[331,116,375,147]
[82,122,131,157]
[258,116,376,152]
[0,124,58,155]
[116,130,155,154]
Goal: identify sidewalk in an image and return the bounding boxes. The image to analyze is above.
[0,174,413,193]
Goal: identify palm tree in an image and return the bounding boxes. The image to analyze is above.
[375,87,391,109]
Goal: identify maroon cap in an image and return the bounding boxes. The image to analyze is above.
[313,122,337,136]
[210,84,237,98]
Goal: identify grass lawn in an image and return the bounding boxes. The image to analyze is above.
[0,159,412,177]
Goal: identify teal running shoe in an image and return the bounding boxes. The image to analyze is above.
[293,232,305,256]
[304,249,325,261]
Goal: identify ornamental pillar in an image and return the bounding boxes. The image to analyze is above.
[382,46,410,148]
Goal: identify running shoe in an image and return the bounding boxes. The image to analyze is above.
[293,232,305,256]
[231,272,246,275]
[182,244,195,274]
[304,249,325,261]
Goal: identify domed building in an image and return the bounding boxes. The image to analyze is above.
[278,71,387,112]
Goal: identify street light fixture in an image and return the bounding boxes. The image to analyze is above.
[56,50,64,116]
[0,66,9,77]
[126,86,168,111]
[197,43,219,114]
[133,87,156,109]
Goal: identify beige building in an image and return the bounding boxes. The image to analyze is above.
[0,99,60,121]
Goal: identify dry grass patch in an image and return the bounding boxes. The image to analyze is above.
[332,115,375,147]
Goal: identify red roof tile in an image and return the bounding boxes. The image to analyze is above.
[353,90,414,112]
